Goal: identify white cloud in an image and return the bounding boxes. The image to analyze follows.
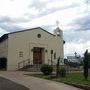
[64,42,83,55]
[64,41,90,57]
[0,0,86,29]
[25,7,40,17]
[64,30,90,57]
[46,0,85,10]
[39,0,51,2]
[18,6,85,30]
[64,30,90,42]
[0,0,32,18]
[46,1,70,9]
[0,0,89,57]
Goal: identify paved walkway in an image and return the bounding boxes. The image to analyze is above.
[0,77,29,90]
[0,71,82,90]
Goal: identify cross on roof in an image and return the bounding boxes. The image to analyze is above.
[56,20,59,27]
[74,52,77,57]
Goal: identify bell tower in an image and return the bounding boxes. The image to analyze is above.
[53,21,63,38]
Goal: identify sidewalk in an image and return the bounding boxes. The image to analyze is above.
[0,71,82,90]
[0,77,29,90]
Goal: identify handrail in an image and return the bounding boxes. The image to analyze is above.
[18,59,30,69]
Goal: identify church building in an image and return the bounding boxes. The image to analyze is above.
[0,27,64,71]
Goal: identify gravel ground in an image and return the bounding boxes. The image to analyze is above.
[0,77,30,90]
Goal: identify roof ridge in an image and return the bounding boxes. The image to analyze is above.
[8,27,55,36]
[0,27,55,42]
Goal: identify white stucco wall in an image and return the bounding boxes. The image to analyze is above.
[7,28,64,70]
[0,39,8,58]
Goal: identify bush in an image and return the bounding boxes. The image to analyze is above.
[59,67,66,77]
[41,64,53,75]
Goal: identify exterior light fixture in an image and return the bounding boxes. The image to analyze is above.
[31,48,34,52]
[45,50,48,53]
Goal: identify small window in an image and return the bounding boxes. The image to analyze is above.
[19,51,23,57]
[54,53,56,59]
[37,34,41,38]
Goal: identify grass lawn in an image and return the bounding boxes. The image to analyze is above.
[26,72,90,86]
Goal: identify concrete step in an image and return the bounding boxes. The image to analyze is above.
[18,65,41,72]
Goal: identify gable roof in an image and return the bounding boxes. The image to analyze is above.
[9,27,55,36]
[0,27,55,42]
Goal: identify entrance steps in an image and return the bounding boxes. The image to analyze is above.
[18,64,41,72]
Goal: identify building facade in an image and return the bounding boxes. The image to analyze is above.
[67,55,83,64]
[0,27,64,70]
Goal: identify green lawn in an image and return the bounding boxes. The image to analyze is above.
[26,72,90,86]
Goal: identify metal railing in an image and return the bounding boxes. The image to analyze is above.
[18,59,31,69]
[18,59,42,71]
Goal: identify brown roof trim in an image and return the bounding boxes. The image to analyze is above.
[0,27,55,43]
[9,27,55,36]
[0,27,65,43]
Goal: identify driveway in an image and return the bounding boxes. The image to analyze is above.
[0,71,82,90]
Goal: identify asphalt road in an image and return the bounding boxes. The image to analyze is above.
[0,77,30,90]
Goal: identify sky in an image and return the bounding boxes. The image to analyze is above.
[0,0,90,57]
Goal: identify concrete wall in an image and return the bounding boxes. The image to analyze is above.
[7,28,64,70]
[0,39,8,58]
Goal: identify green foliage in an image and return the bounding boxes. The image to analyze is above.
[27,72,90,86]
[89,60,90,68]
[40,64,53,75]
[88,55,90,68]
[59,67,66,77]
[83,50,89,80]
[56,57,66,78]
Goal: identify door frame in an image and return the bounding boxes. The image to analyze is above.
[33,47,45,64]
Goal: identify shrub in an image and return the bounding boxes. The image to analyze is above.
[41,64,53,75]
[59,67,66,77]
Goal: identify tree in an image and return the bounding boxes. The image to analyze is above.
[88,54,90,68]
[89,59,90,68]
[56,57,60,77]
[83,50,89,80]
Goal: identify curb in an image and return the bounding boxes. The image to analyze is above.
[63,82,90,90]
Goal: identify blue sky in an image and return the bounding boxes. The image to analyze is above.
[0,0,90,57]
